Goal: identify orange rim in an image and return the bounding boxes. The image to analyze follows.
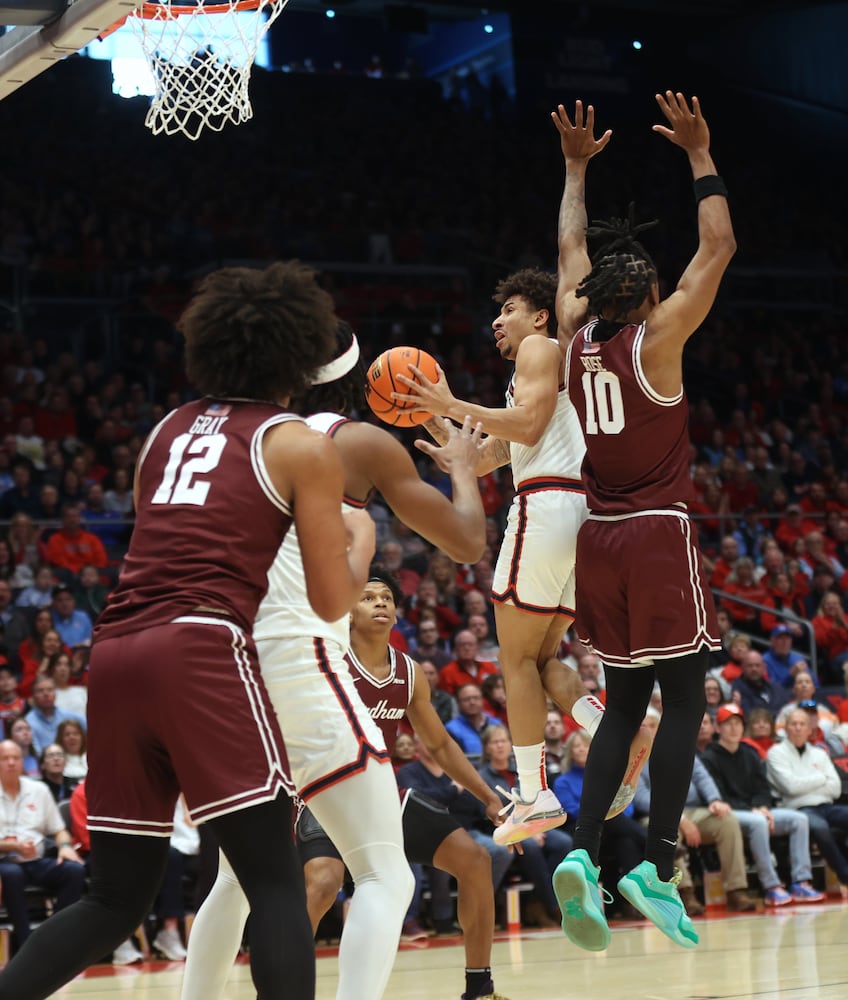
[136,0,271,17]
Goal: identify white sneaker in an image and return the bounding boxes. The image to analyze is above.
[112,939,144,965]
[493,787,566,846]
[153,927,187,961]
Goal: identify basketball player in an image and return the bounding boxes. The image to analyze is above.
[299,572,510,1000]
[181,322,491,1000]
[551,93,735,951]
[0,262,376,1000]
[393,274,652,846]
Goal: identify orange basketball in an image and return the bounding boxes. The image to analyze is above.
[365,346,439,428]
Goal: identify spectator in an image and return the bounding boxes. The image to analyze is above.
[812,592,848,684]
[721,558,768,636]
[740,707,778,760]
[24,677,85,756]
[709,534,740,589]
[417,658,456,726]
[634,749,756,914]
[803,565,840,619]
[7,512,44,572]
[477,724,571,929]
[18,619,66,700]
[14,564,56,610]
[760,580,808,645]
[50,584,93,648]
[9,717,40,777]
[377,540,421,599]
[408,616,450,670]
[405,576,462,642]
[774,503,815,552]
[427,551,462,612]
[102,467,134,517]
[391,732,417,773]
[44,502,108,579]
[47,652,87,719]
[762,623,813,688]
[0,579,32,673]
[56,719,87,784]
[81,482,128,552]
[732,505,770,561]
[0,463,41,520]
[704,675,724,722]
[708,632,753,698]
[775,672,838,740]
[766,708,848,894]
[731,649,790,718]
[445,683,498,759]
[438,631,499,697]
[701,704,824,905]
[0,739,86,953]
[72,564,110,623]
[0,663,26,736]
[39,743,76,802]
[467,612,500,665]
[575,651,605,695]
[543,708,567,785]
[480,673,508,725]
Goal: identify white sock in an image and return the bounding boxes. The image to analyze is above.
[572,694,605,738]
[513,742,546,800]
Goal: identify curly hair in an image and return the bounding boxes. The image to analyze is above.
[492,268,557,336]
[575,205,659,338]
[291,320,367,417]
[179,260,338,402]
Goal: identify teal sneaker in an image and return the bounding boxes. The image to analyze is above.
[552,849,611,952]
[617,862,699,949]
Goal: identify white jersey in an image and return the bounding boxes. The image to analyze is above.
[253,412,361,648]
[506,356,585,486]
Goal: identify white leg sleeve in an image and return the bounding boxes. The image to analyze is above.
[309,759,414,1000]
[181,848,248,1000]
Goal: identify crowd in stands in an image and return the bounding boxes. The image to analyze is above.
[0,52,846,940]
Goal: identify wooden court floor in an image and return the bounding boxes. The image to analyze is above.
[54,901,848,1000]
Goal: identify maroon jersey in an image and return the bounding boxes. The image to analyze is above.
[345,646,414,755]
[96,398,298,639]
[566,320,693,513]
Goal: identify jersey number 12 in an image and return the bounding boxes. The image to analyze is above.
[152,433,227,505]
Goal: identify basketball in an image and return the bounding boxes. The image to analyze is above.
[365,346,440,427]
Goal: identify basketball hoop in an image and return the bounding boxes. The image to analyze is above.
[120,0,290,140]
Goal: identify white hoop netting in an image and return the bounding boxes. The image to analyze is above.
[124,0,290,140]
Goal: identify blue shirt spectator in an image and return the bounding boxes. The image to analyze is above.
[50,584,94,648]
[762,624,813,687]
[25,677,86,756]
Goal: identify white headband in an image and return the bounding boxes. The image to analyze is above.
[311,335,361,386]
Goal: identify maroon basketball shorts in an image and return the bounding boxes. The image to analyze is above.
[86,615,294,836]
[575,508,720,667]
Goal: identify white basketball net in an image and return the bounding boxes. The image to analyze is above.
[125,0,290,140]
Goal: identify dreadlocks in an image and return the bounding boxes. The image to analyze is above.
[576,204,659,339]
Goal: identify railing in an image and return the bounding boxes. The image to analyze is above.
[712,587,818,680]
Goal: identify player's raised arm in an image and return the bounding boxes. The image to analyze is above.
[644,92,736,357]
[551,100,612,348]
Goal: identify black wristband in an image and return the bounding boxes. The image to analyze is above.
[693,174,728,203]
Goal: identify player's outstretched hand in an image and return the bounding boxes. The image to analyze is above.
[551,100,612,162]
[414,415,485,473]
[393,362,455,416]
[652,91,710,153]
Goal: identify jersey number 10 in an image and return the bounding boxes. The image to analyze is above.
[581,371,625,435]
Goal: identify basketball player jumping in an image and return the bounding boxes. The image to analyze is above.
[182,322,499,1000]
[394,271,653,847]
[551,93,735,951]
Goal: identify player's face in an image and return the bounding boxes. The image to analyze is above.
[492,296,544,361]
[351,582,397,635]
